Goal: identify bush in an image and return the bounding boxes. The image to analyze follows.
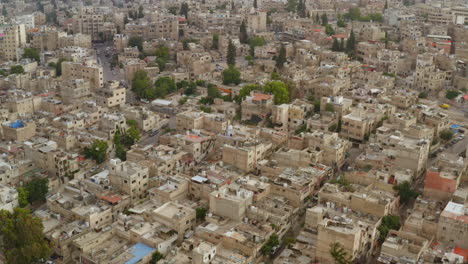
[222,66,241,85]
[378,215,400,242]
[393,181,419,205]
[418,92,428,99]
[446,90,460,100]
[440,129,454,141]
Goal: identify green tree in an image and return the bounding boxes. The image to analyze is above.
[325,24,335,36]
[154,76,176,98]
[284,236,296,246]
[337,19,347,27]
[271,71,281,80]
[321,13,328,26]
[128,36,143,52]
[127,125,141,142]
[196,207,207,221]
[286,0,298,13]
[0,208,51,264]
[346,30,356,57]
[440,129,454,141]
[149,251,164,264]
[331,38,340,51]
[200,105,212,113]
[446,90,460,100]
[236,84,260,103]
[227,40,236,66]
[180,2,189,19]
[177,80,189,90]
[315,13,320,24]
[10,65,25,74]
[297,0,306,17]
[276,44,286,69]
[261,233,279,256]
[115,143,127,161]
[378,215,400,242]
[83,140,109,164]
[345,7,361,21]
[393,181,419,205]
[138,5,144,18]
[211,34,219,50]
[263,80,289,104]
[249,36,266,57]
[22,48,40,62]
[329,242,352,264]
[239,20,249,44]
[24,178,49,204]
[168,6,178,15]
[46,11,57,24]
[222,66,241,85]
[314,100,321,112]
[17,187,29,208]
[325,103,335,112]
[132,70,154,99]
[253,0,257,8]
[55,58,68,76]
[207,83,222,98]
[184,82,197,95]
[418,92,428,99]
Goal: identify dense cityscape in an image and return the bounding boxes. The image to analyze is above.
[0,0,468,263]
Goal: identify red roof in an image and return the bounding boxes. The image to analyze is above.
[333,34,347,39]
[178,18,187,22]
[454,247,468,261]
[218,87,232,94]
[425,170,457,194]
[252,93,272,101]
[463,95,468,100]
[101,195,122,204]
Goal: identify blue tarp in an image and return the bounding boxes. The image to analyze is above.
[125,243,155,264]
[9,120,24,128]
[451,124,461,129]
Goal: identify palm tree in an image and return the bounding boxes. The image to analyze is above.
[329,242,352,264]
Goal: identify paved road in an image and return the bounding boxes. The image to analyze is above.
[94,42,123,82]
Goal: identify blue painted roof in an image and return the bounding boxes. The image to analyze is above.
[451,124,461,129]
[9,120,24,128]
[125,242,155,264]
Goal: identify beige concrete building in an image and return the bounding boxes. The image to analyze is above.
[340,111,374,142]
[123,106,162,132]
[209,185,254,221]
[126,144,187,178]
[241,92,274,122]
[378,230,430,264]
[289,131,350,168]
[60,79,92,105]
[0,184,18,212]
[108,159,149,201]
[222,141,272,172]
[0,24,26,61]
[96,80,126,108]
[176,111,229,134]
[436,202,468,249]
[247,11,267,33]
[59,33,92,49]
[62,60,104,90]
[150,202,195,242]
[2,120,36,142]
